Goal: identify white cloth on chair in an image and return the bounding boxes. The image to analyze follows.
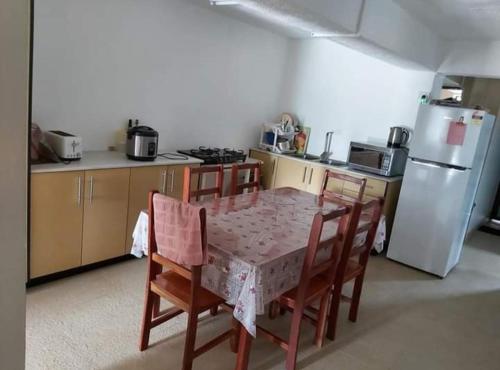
[131,210,149,258]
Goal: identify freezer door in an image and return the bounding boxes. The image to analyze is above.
[387,158,472,277]
[409,105,485,168]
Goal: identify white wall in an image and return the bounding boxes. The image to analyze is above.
[439,41,500,78]
[33,0,291,151]
[280,39,435,160]
[0,0,29,368]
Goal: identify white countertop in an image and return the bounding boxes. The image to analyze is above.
[31,151,203,173]
[250,148,403,183]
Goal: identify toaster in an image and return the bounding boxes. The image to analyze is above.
[45,130,82,161]
[126,125,158,161]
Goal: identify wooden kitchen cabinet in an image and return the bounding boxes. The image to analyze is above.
[126,166,168,251]
[82,168,130,265]
[249,149,278,189]
[166,164,194,200]
[273,157,325,195]
[305,163,326,195]
[125,164,199,251]
[274,156,308,190]
[30,172,84,278]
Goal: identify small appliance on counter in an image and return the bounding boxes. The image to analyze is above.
[44,130,82,161]
[387,126,412,148]
[347,142,408,177]
[126,120,158,161]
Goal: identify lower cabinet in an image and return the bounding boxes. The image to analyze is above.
[273,157,325,195]
[126,166,169,252]
[248,150,278,189]
[30,171,84,278]
[81,168,130,265]
[30,163,198,279]
[125,164,199,251]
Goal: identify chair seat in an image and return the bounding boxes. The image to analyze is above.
[343,259,364,282]
[278,275,331,308]
[151,271,225,313]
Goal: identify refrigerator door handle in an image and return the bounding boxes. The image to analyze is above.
[411,158,467,172]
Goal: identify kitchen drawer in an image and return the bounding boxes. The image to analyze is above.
[364,178,387,197]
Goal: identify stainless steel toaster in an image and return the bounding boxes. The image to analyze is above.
[126,125,158,161]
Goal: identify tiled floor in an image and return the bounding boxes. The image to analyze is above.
[26,232,500,370]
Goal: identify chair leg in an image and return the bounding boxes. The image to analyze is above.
[326,283,342,341]
[182,309,199,370]
[152,294,161,318]
[285,304,304,370]
[314,293,330,348]
[139,290,155,351]
[349,272,366,322]
[210,306,219,316]
[230,317,241,353]
[268,301,279,319]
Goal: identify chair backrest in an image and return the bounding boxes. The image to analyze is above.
[350,198,384,261]
[333,198,383,285]
[148,191,207,289]
[321,170,367,202]
[230,162,261,196]
[295,205,352,301]
[183,165,224,203]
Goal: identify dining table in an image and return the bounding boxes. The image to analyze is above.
[132,187,382,370]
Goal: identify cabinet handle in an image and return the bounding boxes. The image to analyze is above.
[161,171,167,194]
[309,168,314,185]
[77,176,82,207]
[271,159,276,176]
[170,170,175,193]
[89,176,94,204]
[302,167,307,183]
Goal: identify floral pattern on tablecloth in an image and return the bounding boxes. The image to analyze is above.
[131,187,385,337]
[199,188,350,336]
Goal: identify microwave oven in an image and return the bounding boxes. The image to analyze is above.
[348,142,408,177]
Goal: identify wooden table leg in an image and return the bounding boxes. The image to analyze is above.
[235,323,253,370]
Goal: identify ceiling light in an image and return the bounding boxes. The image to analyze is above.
[210,1,240,5]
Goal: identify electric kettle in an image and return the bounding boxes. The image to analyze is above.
[387,126,411,148]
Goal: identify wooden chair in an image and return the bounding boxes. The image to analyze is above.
[321,169,367,203]
[230,162,261,196]
[258,206,352,370]
[140,191,234,370]
[183,165,224,203]
[326,197,384,341]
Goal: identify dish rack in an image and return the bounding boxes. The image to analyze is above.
[259,123,296,153]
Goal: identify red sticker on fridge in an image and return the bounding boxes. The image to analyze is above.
[447,121,466,146]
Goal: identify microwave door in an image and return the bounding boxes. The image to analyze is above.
[349,147,385,174]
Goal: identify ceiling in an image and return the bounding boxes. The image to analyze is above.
[393,0,500,41]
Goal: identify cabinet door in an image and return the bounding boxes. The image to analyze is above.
[30,172,84,278]
[304,165,326,195]
[249,150,277,189]
[82,168,130,265]
[274,157,307,191]
[166,164,199,200]
[126,166,168,251]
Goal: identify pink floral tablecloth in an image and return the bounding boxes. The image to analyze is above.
[131,187,384,337]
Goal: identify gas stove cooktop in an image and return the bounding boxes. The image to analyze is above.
[178,147,247,165]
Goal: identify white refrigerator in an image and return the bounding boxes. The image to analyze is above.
[387,104,500,277]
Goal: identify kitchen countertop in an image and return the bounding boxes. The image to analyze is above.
[31,151,203,174]
[250,148,403,183]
